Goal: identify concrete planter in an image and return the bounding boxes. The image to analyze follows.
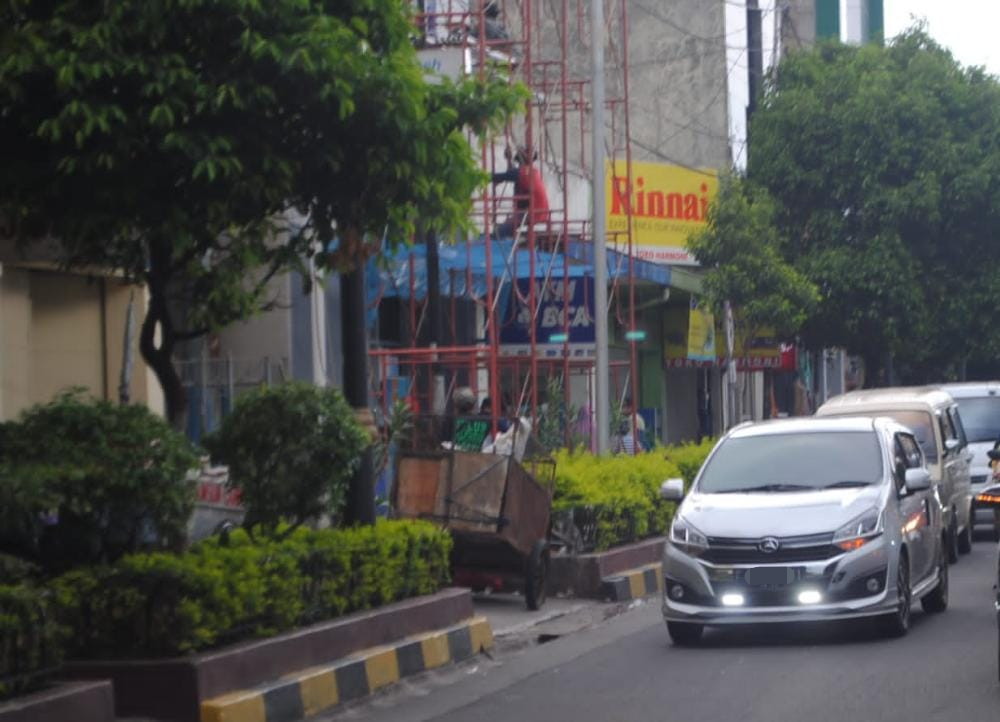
[62,587,474,722]
[0,681,114,722]
[548,536,666,599]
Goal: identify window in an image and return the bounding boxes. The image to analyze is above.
[898,434,923,468]
[697,431,883,493]
[948,407,968,448]
[953,397,1000,443]
[894,433,923,492]
[829,411,938,463]
[939,409,960,454]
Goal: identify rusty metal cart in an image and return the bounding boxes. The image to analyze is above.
[393,449,555,609]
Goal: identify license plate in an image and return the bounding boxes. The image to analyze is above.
[744,567,795,587]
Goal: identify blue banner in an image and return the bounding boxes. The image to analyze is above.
[500,277,596,351]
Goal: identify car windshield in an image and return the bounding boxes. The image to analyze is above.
[697,431,883,493]
[953,397,1000,443]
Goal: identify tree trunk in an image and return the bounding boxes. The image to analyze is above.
[341,230,376,525]
[139,241,188,429]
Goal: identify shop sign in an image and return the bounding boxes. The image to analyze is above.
[605,160,719,266]
[500,276,595,356]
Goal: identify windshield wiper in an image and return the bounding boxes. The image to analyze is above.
[717,483,814,493]
[821,480,872,489]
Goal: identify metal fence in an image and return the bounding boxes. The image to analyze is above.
[175,355,289,442]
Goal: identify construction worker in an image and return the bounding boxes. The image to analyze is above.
[491,145,550,238]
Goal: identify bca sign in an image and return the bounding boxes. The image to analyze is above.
[500,277,595,356]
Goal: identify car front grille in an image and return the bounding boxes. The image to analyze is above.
[702,533,841,564]
[972,475,989,485]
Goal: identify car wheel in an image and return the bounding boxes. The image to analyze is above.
[958,506,973,554]
[947,515,960,564]
[666,621,704,646]
[921,542,948,613]
[993,510,1000,543]
[880,553,911,638]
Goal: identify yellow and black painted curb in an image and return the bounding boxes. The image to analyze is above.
[600,562,664,602]
[200,615,494,722]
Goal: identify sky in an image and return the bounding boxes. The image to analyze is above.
[884,0,1000,75]
[726,1,1000,168]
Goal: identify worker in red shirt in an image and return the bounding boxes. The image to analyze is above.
[491,145,550,238]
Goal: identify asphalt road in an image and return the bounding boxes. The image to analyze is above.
[326,536,1000,722]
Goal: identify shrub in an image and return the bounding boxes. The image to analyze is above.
[205,383,370,537]
[0,392,199,573]
[552,449,682,551]
[0,584,65,700]
[550,440,716,551]
[52,520,451,659]
[664,438,716,486]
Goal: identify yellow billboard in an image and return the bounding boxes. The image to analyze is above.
[605,160,718,266]
[687,298,715,361]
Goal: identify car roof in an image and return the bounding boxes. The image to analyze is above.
[817,386,954,412]
[936,381,1000,399]
[727,416,884,439]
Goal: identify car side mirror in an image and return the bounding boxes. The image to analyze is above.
[660,478,685,501]
[944,438,960,455]
[903,468,931,493]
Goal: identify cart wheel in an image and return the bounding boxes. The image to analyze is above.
[525,540,550,610]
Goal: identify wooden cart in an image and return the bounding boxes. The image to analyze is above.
[393,449,555,609]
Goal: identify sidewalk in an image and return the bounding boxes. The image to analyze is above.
[473,593,592,638]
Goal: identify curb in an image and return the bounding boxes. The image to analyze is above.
[600,562,663,602]
[200,616,494,722]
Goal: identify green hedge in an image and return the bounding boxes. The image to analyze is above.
[0,584,65,700]
[552,440,715,551]
[50,520,452,659]
[664,438,716,486]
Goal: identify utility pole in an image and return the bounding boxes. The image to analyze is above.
[591,0,609,454]
[746,0,764,163]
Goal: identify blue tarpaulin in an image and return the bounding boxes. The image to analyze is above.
[371,237,589,302]
[369,236,672,305]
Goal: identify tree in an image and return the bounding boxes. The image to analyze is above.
[688,174,819,361]
[0,0,524,425]
[749,29,1000,383]
[204,383,369,538]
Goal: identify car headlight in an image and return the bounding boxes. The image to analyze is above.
[669,515,709,556]
[832,508,883,551]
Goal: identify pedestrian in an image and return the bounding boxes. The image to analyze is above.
[616,419,644,455]
[491,145,550,238]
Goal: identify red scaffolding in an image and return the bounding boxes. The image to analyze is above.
[371,0,641,451]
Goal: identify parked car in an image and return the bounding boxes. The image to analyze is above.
[937,382,1000,541]
[816,387,973,563]
[660,417,948,645]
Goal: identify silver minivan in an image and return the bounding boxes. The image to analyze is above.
[938,382,1000,540]
[817,387,974,562]
[660,416,947,644]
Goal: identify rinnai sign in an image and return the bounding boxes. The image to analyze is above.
[605,160,719,266]
[500,277,596,357]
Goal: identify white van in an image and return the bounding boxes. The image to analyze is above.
[816,387,974,562]
[938,382,1000,540]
